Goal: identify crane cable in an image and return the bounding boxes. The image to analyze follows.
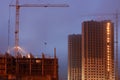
[7,0,13,53]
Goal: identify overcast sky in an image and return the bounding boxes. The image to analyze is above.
[0,0,120,80]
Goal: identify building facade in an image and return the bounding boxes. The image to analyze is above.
[82,20,115,80]
[68,34,82,80]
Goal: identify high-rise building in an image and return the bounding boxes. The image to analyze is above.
[82,20,115,80]
[68,34,82,80]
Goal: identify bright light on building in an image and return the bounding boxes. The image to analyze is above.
[106,22,111,74]
[27,54,31,58]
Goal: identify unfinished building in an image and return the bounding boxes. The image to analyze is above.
[0,48,58,80]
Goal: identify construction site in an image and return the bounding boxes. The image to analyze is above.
[0,49,58,80]
[0,0,69,80]
[0,0,120,80]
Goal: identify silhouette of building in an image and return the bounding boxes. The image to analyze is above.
[0,48,58,80]
[68,34,82,80]
[82,20,115,80]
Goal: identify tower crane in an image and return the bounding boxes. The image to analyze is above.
[9,0,69,57]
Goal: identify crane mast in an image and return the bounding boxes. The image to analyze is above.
[115,12,119,80]
[15,0,19,56]
[10,0,69,57]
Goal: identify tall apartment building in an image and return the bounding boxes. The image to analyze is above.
[0,48,58,80]
[82,20,115,80]
[68,34,82,80]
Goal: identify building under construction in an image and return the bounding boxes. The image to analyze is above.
[0,48,58,80]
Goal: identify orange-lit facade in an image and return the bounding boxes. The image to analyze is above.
[0,52,58,80]
[68,34,82,80]
[82,20,115,80]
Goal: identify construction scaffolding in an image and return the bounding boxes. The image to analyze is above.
[0,48,58,80]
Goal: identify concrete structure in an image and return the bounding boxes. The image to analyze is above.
[0,49,58,80]
[68,34,82,80]
[82,20,115,80]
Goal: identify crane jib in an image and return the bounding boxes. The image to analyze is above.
[9,4,69,7]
